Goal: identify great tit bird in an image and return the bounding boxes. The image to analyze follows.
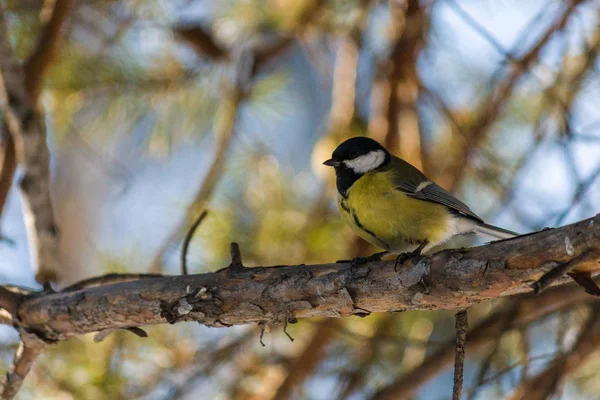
[323,137,518,262]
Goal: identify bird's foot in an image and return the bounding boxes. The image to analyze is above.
[394,250,423,272]
[41,281,56,294]
[394,242,428,272]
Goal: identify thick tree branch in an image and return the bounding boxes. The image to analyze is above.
[8,214,600,342]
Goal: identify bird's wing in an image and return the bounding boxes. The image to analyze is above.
[388,157,483,222]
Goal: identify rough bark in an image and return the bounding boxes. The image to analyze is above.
[1,331,46,400]
[8,214,600,342]
[452,310,468,400]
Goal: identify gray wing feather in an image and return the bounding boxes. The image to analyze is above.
[388,157,483,222]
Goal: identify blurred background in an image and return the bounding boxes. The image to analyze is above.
[1,0,600,399]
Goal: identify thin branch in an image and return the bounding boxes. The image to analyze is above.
[23,0,75,100]
[61,273,164,292]
[0,131,16,222]
[554,162,600,225]
[508,306,600,400]
[173,25,229,60]
[1,331,47,400]
[443,0,584,191]
[165,330,255,400]
[270,320,339,400]
[533,250,597,293]
[148,54,247,272]
[180,210,208,275]
[466,304,519,400]
[153,0,327,273]
[452,310,468,400]
[337,315,396,399]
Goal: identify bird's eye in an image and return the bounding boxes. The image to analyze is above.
[350,152,359,158]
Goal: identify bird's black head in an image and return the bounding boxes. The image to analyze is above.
[323,137,391,196]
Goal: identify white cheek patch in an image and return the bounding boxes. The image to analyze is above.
[344,150,386,173]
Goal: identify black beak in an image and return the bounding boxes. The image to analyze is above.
[323,159,340,167]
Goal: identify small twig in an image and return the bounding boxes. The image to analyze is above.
[180,210,209,275]
[554,162,600,226]
[230,242,242,267]
[93,327,147,342]
[125,327,148,338]
[259,323,266,347]
[453,309,469,400]
[532,250,595,294]
[172,25,228,60]
[61,273,164,292]
[283,318,295,342]
[214,243,251,274]
[228,242,245,274]
[1,331,47,400]
[467,304,519,400]
[479,352,558,386]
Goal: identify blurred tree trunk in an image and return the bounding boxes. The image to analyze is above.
[383,0,427,170]
[0,0,74,283]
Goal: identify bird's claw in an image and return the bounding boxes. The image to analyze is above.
[394,250,422,272]
[41,282,56,294]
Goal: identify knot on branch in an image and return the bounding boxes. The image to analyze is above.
[159,285,222,325]
[0,286,23,319]
[228,242,245,273]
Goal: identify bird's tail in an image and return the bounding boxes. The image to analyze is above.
[473,222,518,241]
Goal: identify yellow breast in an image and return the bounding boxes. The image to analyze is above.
[338,170,452,252]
